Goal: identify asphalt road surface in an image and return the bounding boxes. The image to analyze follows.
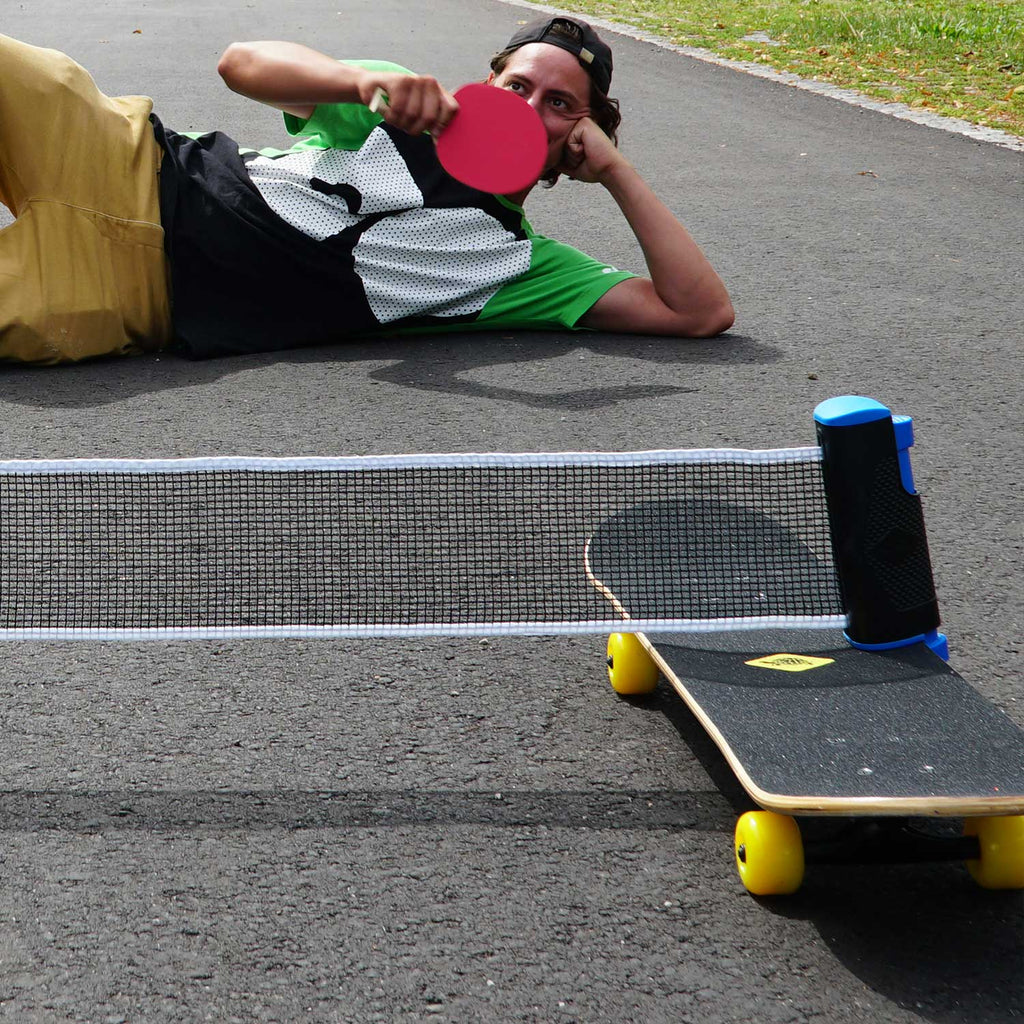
[1,1,1022,1021]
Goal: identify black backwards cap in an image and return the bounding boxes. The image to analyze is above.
[503,16,613,95]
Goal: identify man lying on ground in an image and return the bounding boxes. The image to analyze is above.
[0,16,733,364]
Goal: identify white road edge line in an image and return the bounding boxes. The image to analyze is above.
[496,0,1024,154]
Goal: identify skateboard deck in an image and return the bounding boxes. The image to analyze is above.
[610,626,1024,818]
[585,498,1024,817]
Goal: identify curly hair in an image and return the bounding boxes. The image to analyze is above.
[488,43,622,187]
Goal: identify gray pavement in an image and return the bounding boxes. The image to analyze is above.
[1,1,1022,1021]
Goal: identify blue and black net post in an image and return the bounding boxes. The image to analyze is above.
[813,396,948,659]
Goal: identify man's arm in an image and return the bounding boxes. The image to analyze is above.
[217,41,458,136]
[561,119,734,337]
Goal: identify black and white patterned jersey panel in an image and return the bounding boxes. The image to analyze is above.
[246,129,424,234]
[247,124,532,323]
[355,208,532,322]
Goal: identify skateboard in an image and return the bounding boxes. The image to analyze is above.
[585,498,1024,895]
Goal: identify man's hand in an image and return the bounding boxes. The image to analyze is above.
[360,72,459,137]
[218,42,457,134]
[570,124,735,338]
[557,117,628,184]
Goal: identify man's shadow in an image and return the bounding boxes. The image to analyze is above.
[0,331,778,411]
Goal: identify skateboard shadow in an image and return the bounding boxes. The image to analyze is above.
[650,683,1023,1024]
[642,685,756,811]
[781,871,1023,1024]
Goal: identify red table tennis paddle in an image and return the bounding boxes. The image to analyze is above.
[372,83,548,194]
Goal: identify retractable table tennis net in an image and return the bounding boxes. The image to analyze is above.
[0,449,845,640]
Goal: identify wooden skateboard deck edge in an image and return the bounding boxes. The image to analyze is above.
[637,632,1024,819]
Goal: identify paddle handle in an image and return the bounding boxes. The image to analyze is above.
[369,87,389,113]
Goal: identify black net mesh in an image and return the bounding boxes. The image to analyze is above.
[0,455,844,637]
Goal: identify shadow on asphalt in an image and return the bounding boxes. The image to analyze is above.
[0,330,780,411]
[0,786,734,832]
[640,682,1024,1024]
[783,877,1023,1024]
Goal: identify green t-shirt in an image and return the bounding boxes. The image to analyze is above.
[241,60,635,334]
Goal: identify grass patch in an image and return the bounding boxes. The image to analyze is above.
[527,0,1024,135]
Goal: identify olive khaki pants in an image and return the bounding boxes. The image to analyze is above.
[0,34,172,364]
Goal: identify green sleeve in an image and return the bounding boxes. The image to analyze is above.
[474,232,636,330]
[282,59,415,151]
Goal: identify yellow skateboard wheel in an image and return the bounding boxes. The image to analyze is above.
[735,811,805,895]
[965,815,1024,889]
[606,633,659,695]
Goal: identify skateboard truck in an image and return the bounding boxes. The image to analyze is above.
[735,819,982,869]
[799,819,980,866]
[731,809,1024,896]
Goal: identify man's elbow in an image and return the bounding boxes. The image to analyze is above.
[687,298,735,338]
[217,43,254,90]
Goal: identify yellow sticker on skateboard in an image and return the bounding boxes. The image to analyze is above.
[744,654,835,672]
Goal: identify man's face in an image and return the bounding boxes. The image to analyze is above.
[488,43,592,176]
